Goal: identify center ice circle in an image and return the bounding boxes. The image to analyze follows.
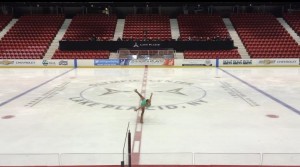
[80,80,207,107]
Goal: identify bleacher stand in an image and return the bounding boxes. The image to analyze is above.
[53,14,117,59]
[178,14,240,59]
[0,14,65,59]
[122,14,171,41]
[0,15,13,31]
[230,13,300,58]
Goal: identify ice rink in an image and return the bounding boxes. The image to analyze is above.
[0,67,300,166]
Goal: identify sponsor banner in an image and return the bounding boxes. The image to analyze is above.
[132,41,161,48]
[220,59,299,66]
[122,59,174,66]
[119,59,130,65]
[0,59,36,66]
[0,60,15,66]
[181,59,216,66]
[255,59,299,66]
[163,59,174,66]
[40,60,72,67]
[0,59,73,67]
[220,59,253,66]
[94,59,120,66]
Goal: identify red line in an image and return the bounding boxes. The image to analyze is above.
[132,65,148,165]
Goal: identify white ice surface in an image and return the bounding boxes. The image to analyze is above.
[0,67,300,165]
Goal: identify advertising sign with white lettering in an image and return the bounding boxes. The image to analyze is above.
[123,59,174,66]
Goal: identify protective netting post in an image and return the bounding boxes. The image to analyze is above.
[128,130,132,167]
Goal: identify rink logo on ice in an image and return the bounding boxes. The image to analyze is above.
[69,80,208,110]
[220,81,260,107]
[25,82,70,107]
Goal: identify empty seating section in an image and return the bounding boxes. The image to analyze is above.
[283,12,300,36]
[184,50,240,59]
[55,14,115,59]
[52,50,109,59]
[179,14,239,59]
[62,14,117,41]
[0,15,65,59]
[0,15,13,31]
[2,13,299,60]
[122,14,171,41]
[177,14,230,41]
[230,13,300,58]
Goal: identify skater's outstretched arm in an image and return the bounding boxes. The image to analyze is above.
[147,93,153,106]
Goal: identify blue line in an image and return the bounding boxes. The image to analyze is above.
[219,68,300,115]
[74,59,77,68]
[0,68,75,107]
